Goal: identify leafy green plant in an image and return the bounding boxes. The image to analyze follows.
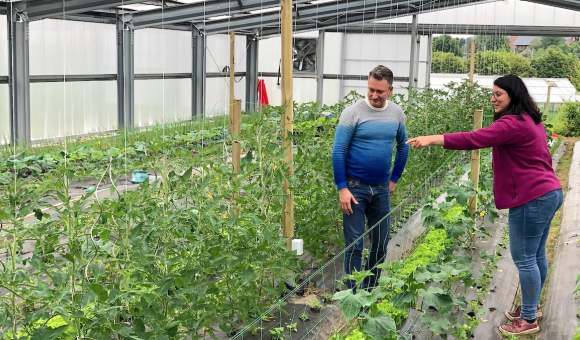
[250,327,264,336]
[285,323,297,333]
[345,329,368,340]
[299,313,309,322]
[553,101,580,136]
[270,327,285,340]
[0,82,497,338]
[376,301,408,325]
[310,297,322,312]
[323,293,333,303]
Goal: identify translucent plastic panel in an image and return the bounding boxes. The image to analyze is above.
[344,34,411,79]
[205,78,246,117]
[29,19,116,75]
[134,79,192,127]
[0,15,7,75]
[0,85,9,143]
[30,81,116,141]
[135,29,192,74]
[206,34,247,74]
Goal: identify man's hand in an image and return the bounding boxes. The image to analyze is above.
[339,188,358,215]
[389,180,396,195]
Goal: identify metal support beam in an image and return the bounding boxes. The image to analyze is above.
[117,17,134,129]
[414,32,421,87]
[315,30,325,106]
[7,8,31,146]
[24,0,143,21]
[523,0,580,12]
[256,0,497,37]
[245,33,258,113]
[426,34,433,87]
[192,27,206,117]
[130,0,311,29]
[409,14,418,88]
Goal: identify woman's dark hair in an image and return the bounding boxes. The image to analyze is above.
[493,74,542,124]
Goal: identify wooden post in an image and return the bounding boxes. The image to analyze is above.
[469,109,483,214]
[468,39,480,214]
[230,99,242,174]
[281,0,294,249]
[229,32,235,112]
[469,40,475,85]
[545,84,553,117]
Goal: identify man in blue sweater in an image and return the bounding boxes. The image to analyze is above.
[332,65,410,290]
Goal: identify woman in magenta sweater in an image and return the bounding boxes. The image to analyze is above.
[407,74,562,336]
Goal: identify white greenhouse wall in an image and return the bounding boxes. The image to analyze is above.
[205,78,246,117]
[29,19,116,75]
[135,79,192,126]
[30,82,116,141]
[257,31,429,106]
[135,28,192,74]
[383,0,580,26]
[0,85,8,143]
[0,15,7,75]
[6,17,430,141]
[205,34,247,115]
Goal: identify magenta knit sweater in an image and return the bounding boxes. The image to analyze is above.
[443,114,561,209]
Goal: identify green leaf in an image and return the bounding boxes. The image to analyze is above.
[0,209,10,220]
[412,267,432,283]
[332,289,372,322]
[446,221,467,240]
[362,311,396,340]
[391,291,415,308]
[181,167,193,182]
[240,266,255,285]
[56,191,68,203]
[446,184,476,206]
[30,254,44,271]
[90,263,106,278]
[33,208,44,220]
[166,321,180,337]
[421,313,451,334]
[418,287,454,315]
[30,325,68,340]
[90,283,108,301]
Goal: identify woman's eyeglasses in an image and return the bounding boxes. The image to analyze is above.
[491,91,507,99]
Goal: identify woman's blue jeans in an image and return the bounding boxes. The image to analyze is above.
[508,189,563,320]
[343,178,391,290]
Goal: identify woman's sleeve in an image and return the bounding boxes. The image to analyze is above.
[444,116,520,151]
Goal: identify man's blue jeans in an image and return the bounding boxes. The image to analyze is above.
[343,177,391,290]
[508,189,563,320]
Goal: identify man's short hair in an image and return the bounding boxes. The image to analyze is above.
[369,65,394,87]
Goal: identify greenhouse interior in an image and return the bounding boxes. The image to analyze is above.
[1,0,580,339]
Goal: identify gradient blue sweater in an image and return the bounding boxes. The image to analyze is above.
[332,99,410,190]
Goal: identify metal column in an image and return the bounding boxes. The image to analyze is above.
[245,33,258,113]
[315,30,325,106]
[117,17,134,128]
[425,34,433,87]
[409,14,418,88]
[7,7,31,146]
[192,27,206,116]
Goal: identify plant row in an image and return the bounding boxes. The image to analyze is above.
[0,82,494,339]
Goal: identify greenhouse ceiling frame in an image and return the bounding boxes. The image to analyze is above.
[2,0,579,145]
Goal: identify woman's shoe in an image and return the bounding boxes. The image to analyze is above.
[499,318,539,335]
[505,305,542,321]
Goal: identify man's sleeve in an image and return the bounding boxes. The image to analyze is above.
[390,114,410,183]
[332,114,355,190]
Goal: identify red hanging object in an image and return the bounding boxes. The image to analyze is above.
[257,79,269,108]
